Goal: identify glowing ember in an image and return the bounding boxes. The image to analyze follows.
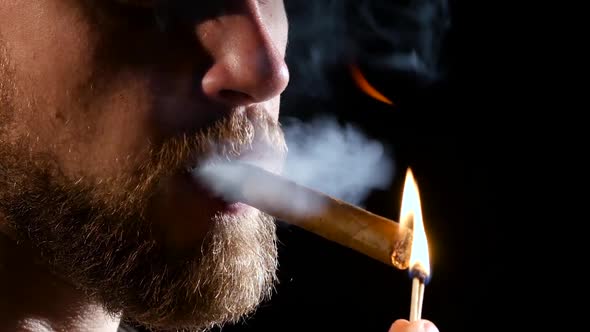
[350,65,394,105]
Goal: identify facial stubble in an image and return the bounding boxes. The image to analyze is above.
[0,42,284,331]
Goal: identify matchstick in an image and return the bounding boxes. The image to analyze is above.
[409,276,425,321]
[198,162,413,270]
[410,267,426,322]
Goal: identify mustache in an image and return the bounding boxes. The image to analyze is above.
[145,111,287,176]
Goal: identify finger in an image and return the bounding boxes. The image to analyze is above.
[389,319,409,332]
[421,320,439,332]
[389,319,439,332]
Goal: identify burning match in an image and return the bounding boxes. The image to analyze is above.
[196,161,413,270]
[399,168,431,321]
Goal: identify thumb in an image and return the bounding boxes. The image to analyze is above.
[389,319,439,332]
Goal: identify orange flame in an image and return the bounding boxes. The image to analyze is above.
[350,65,393,105]
[399,168,430,277]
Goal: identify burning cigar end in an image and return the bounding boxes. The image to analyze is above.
[195,162,412,270]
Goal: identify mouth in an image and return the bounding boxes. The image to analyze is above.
[155,105,287,218]
[178,146,285,215]
[181,171,249,214]
[150,160,255,247]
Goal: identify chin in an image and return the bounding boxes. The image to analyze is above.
[114,209,279,332]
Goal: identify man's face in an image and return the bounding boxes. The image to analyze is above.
[0,0,289,330]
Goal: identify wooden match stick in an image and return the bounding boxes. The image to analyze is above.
[410,267,426,322]
[409,276,425,321]
[199,162,412,269]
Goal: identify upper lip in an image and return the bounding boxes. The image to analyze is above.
[183,114,285,174]
[153,96,283,173]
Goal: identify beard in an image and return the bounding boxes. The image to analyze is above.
[0,41,286,331]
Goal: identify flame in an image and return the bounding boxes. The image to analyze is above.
[399,168,430,276]
[350,65,394,105]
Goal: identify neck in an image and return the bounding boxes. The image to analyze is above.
[0,232,121,332]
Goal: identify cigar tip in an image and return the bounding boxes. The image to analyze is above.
[391,229,413,270]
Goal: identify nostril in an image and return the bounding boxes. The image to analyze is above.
[218,90,253,104]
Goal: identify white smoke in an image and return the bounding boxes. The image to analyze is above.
[281,115,394,206]
[194,115,395,212]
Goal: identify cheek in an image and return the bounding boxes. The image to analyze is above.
[4,1,97,104]
[57,75,155,179]
[2,2,97,151]
[12,71,155,180]
[1,1,155,179]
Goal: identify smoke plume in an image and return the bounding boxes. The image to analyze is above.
[284,0,451,99]
[281,115,393,206]
[195,115,394,213]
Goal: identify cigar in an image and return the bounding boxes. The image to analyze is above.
[197,162,412,269]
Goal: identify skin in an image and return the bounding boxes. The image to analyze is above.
[390,319,439,332]
[0,0,439,331]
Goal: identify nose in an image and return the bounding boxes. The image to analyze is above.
[198,13,290,106]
